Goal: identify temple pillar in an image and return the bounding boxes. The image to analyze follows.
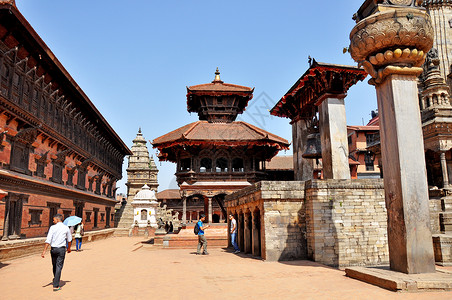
[189,211,193,223]
[208,197,212,224]
[318,94,350,179]
[440,151,450,189]
[293,119,314,181]
[350,3,435,274]
[244,211,252,254]
[182,196,187,225]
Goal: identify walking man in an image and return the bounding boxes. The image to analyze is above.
[229,214,240,253]
[197,214,209,255]
[41,214,72,291]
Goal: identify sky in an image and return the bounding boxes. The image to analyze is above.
[16,0,378,194]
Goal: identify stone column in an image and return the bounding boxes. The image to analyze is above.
[182,196,187,225]
[293,119,314,181]
[208,197,212,224]
[318,94,350,180]
[440,151,450,188]
[350,3,435,274]
[189,211,192,223]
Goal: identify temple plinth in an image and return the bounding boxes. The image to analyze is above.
[271,61,367,180]
[350,0,436,274]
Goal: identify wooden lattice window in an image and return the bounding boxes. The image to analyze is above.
[28,209,42,226]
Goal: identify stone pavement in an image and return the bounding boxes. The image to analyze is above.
[0,237,451,300]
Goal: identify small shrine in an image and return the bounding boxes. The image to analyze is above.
[131,184,158,228]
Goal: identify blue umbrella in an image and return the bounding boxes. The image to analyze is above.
[63,216,82,226]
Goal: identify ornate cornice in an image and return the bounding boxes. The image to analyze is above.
[0,169,117,204]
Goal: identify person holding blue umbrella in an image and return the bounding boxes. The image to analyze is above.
[74,221,84,251]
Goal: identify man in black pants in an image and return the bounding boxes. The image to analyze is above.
[41,214,72,291]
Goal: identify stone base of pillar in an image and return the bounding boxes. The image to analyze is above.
[345,267,452,292]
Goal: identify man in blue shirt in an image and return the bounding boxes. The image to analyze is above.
[197,214,209,255]
[41,214,72,291]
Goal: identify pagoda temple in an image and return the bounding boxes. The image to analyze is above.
[153,69,289,223]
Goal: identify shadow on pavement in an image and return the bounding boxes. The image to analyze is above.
[42,280,71,288]
[0,262,9,269]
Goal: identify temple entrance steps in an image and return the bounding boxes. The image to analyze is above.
[114,202,135,229]
[154,223,228,248]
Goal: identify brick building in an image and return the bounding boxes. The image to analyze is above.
[0,1,131,240]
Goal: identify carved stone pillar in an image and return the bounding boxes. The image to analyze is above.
[208,197,212,224]
[350,1,435,273]
[441,151,450,188]
[182,196,187,225]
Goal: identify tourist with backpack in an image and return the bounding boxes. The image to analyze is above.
[196,214,209,255]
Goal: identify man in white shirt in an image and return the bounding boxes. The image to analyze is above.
[229,214,240,254]
[41,213,72,291]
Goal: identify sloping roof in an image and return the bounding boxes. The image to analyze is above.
[187,82,253,93]
[266,155,293,170]
[0,4,132,156]
[156,189,181,200]
[152,121,289,148]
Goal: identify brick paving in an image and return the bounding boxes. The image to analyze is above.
[0,237,451,300]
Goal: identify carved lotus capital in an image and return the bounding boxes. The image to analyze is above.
[350,7,433,64]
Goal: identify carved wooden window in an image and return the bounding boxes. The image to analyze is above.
[31,88,40,116]
[179,158,190,171]
[39,93,48,123]
[232,158,244,172]
[365,152,375,171]
[34,152,48,178]
[46,202,60,228]
[74,201,84,218]
[95,176,102,195]
[105,207,111,228]
[85,211,91,223]
[23,81,30,110]
[216,157,228,172]
[200,158,212,173]
[2,193,28,240]
[101,213,105,222]
[66,167,76,186]
[11,72,21,104]
[51,160,64,184]
[1,62,10,96]
[76,169,87,190]
[63,210,72,220]
[10,140,32,175]
[28,209,42,226]
[93,208,99,227]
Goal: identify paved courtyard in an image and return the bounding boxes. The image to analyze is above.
[0,237,451,300]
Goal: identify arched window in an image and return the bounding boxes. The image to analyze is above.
[216,157,228,172]
[232,158,244,172]
[180,158,191,171]
[200,158,212,172]
[141,209,147,221]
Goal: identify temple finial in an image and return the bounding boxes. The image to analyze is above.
[214,67,221,82]
[138,127,142,134]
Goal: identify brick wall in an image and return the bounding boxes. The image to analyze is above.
[305,179,388,268]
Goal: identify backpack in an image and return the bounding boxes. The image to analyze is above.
[80,225,84,236]
[194,223,200,235]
